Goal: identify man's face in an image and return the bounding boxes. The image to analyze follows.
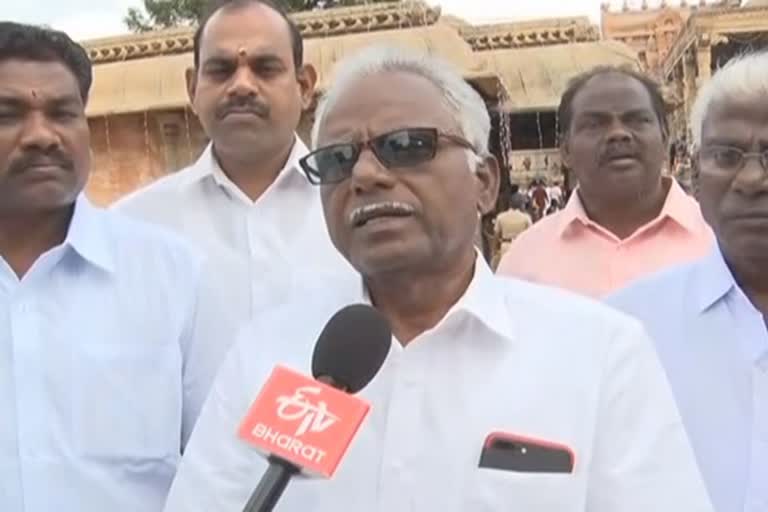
[0,59,90,215]
[187,4,315,159]
[317,71,499,277]
[561,72,667,206]
[697,96,768,271]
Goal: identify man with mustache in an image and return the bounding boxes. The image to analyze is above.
[115,0,352,376]
[609,51,768,512]
[497,67,713,298]
[162,47,713,512]
[0,22,220,511]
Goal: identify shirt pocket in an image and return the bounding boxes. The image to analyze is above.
[71,342,182,462]
[464,467,582,511]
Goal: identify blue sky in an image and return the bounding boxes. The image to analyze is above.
[5,0,722,41]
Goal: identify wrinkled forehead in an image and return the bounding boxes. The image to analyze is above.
[701,94,768,144]
[316,70,458,144]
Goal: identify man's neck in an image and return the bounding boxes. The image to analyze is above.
[0,206,74,278]
[214,137,296,202]
[739,274,768,317]
[724,251,768,317]
[365,251,476,345]
[580,177,669,240]
[743,287,768,328]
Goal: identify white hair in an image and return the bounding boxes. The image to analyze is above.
[310,45,490,172]
[690,50,768,148]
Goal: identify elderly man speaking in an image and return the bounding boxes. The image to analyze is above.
[163,47,712,512]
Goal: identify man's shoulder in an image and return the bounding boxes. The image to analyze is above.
[607,260,698,320]
[232,280,362,367]
[493,275,646,346]
[112,163,201,214]
[101,207,205,274]
[507,211,564,246]
[497,209,527,223]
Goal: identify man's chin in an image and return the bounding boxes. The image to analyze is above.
[214,132,278,156]
[351,246,426,279]
[3,187,79,213]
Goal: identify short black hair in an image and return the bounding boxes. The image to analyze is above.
[557,66,668,141]
[0,22,92,103]
[193,0,303,69]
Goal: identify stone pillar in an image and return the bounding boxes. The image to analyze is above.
[696,39,712,87]
[682,50,696,129]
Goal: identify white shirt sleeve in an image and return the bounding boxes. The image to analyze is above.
[179,262,239,448]
[587,320,714,511]
[165,326,269,512]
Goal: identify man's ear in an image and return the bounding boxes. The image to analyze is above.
[185,67,198,113]
[475,154,501,216]
[296,63,318,110]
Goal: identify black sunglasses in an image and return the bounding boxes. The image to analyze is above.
[299,127,476,185]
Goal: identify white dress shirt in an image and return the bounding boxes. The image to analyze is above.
[113,138,354,382]
[164,260,713,512]
[0,197,219,512]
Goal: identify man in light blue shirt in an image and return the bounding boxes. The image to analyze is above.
[0,23,220,511]
[609,51,768,512]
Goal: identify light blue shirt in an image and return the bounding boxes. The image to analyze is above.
[609,247,768,512]
[0,197,220,512]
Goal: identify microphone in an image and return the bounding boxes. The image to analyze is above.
[237,304,391,512]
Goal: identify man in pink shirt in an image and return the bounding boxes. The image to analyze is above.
[497,67,713,297]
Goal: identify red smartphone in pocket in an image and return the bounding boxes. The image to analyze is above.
[479,432,575,474]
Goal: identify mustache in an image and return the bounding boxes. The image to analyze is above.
[600,143,639,163]
[216,96,270,119]
[8,150,73,175]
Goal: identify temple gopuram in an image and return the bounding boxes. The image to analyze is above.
[79,0,768,206]
[602,0,768,143]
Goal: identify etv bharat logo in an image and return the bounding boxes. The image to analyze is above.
[276,386,340,437]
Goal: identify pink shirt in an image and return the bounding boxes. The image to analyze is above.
[496,180,715,298]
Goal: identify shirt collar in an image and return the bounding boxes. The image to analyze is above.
[692,245,739,313]
[557,178,702,237]
[179,135,310,198]
[65,195,115,273]
[359,252,516,344]
[556,189,591,236]
[452,254,517,342]
[657,178,703,234]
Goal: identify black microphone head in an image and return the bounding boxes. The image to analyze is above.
[311,304,391,394]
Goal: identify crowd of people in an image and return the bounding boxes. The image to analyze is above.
[1,0,766,511]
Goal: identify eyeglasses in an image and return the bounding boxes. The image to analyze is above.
[299,127,476,185]
[699,145,768,173]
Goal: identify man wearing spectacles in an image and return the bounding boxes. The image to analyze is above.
[609,51,768,512]
[164,46,712,512]
[497,66,714,298]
